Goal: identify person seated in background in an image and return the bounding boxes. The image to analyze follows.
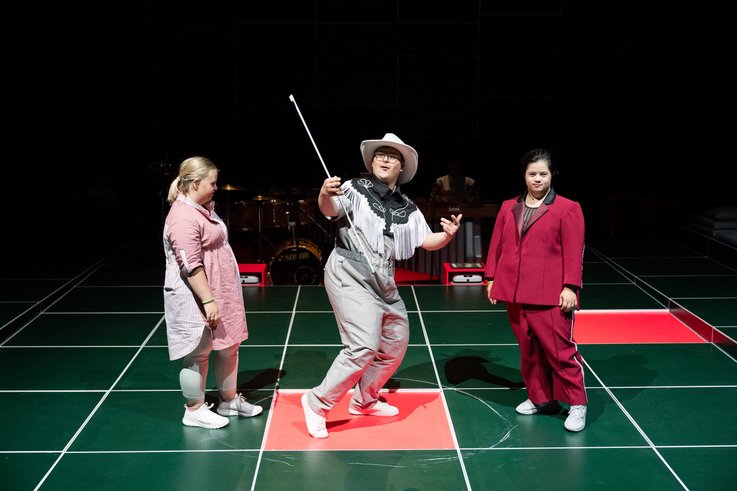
[431,157,480,206]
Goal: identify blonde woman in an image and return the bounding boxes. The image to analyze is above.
[163,156,262,428]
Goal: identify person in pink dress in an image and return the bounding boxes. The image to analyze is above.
[163,156,262,428]
[484,148,588,432]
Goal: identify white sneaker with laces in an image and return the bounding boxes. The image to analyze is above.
[301,393,328,438]
[182,403,230,429]
[349,400,399,417]
[564,405,587,432]
[217,393,263,417]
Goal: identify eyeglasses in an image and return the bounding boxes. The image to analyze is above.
[373,152,402,164]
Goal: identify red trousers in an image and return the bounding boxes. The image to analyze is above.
[506,303,588,405]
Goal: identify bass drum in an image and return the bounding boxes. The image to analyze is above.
[269,239,323,285]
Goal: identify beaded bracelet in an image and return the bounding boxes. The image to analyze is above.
[201,298,214,305]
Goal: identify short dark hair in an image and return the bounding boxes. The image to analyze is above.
[520,148,558,176]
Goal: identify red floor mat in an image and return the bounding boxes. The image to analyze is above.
[575,310,707,344]
[264,389,456,451]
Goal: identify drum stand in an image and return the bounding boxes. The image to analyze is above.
[256,204,276,262]
[287,211,298,245]
[297,201,331,239]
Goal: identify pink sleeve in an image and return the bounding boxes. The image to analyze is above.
[168,212,204,275]
[484,200,510,279]
[561,202,585,289]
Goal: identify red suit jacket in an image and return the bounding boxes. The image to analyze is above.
[484,189,585,307]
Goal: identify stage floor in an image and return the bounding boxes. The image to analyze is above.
[1,236,736,490]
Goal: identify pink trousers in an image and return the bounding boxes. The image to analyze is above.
[506,303,588,405]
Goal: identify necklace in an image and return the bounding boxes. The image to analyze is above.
[526,191,546,208]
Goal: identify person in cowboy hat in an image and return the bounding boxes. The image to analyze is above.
[301,132,463,438]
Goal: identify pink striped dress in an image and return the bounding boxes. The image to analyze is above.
[163,195,248,360]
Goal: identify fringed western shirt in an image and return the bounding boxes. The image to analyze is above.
[330,175,432,269]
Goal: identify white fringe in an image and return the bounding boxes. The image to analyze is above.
[392,211,430,260]
[343,182,429,260]
[343,184,385,253]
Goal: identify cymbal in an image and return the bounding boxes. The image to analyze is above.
[221,184,248,191]
[251,194,276,201]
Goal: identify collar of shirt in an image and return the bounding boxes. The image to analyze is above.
[518,187,557,205]
[368,174,406,205]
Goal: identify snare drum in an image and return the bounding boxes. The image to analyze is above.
[270,239,323,285]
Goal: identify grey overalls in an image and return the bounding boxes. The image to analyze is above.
[305,175,432,415]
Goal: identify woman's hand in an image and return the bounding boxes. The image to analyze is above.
[486,280,497,305]
[204,301,220,328]
[559,287,577,312]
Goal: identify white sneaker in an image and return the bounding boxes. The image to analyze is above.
[515,399,561,415]
[301,393,328,438]
[564,405,587,432]
[349,400,399,417]
[217,393,263,418]
[182,403,229,429]
[515,399,538,415]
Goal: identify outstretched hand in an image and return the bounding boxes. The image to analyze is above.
[440,213,463,238]
[421,214,463,251]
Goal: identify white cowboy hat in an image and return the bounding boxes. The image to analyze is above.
[360,133,418,185]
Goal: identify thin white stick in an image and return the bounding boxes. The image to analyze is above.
[288,94,375,274]
[289,94,331,179]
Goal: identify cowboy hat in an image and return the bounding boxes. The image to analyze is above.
[360,133,418,185]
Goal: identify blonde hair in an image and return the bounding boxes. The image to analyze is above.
[166,156,218,204]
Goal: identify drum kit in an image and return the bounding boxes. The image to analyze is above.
[222,186,329,285]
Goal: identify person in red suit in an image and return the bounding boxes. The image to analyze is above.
[484,148,587,432]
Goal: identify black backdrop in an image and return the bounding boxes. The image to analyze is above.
[7,1,731,250]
